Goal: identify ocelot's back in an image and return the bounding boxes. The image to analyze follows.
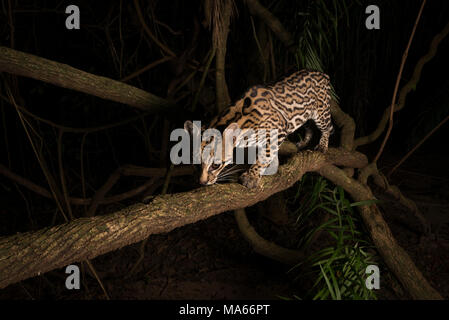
[185,69,333,189]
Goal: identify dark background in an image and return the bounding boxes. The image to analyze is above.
[0,0,448,300]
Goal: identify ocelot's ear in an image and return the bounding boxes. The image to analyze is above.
[184,121,202,145]
[224,122,239,132]
[184,120,202,136]
[184,120,194,136]
[223,122,240,145]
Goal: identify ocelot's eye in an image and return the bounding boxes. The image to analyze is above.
[210,163,220,170]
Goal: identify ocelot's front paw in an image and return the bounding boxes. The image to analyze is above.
[240,172,261,189]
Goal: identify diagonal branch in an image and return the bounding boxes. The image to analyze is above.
[0,46,173,112]
[0,149,364,289]
[0,147,441,299]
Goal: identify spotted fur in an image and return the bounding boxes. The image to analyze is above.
[185,69,333,188]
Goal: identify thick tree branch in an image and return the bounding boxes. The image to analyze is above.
[234,208,304,265]
[0,148,441,299]
[0,149,359,289]
[0,46,173,112]
[213,0,233,112]
[330,99,356,151]
[359,163,431,234]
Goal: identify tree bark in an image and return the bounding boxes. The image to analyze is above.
[0,46,172,112]
[214,1,233,112]
[234,208,303,265]
[1,147,441,299]
[0,148,364,289]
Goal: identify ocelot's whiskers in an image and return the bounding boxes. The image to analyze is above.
[217,166,244,182]
[220,165,244,176]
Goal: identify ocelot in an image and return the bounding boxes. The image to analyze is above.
[184,69,333,189]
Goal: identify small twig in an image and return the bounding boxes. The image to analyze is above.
[245,0,295,51]
[86,169,121,217]
[120,56,173,82]
[0,97,11,167]
[0,162,190,206]
[359,162,431,235]
[250,16,268,82]
[58,129,74,220]
[0,93,152,134]
[268,30,276,79]
[161,163,174,195]
[191,48,215,112]
[170,69,198,95]
[14,184,35,229]
[133,0,176,57]
[6,85,68,221]
[373,0,426,163]
[159,118,170,166]
[388,114,449,177]
[6,0,19,95]
[118,0,124,78]
[154,18,182,35]
[7,0,15,50]
[385,167,449,181]
[104,18,121,74]
[84,260,110,300]
[80,133,88,214]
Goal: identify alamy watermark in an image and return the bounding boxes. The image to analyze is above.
[365,5,380,30]
[365,264,380,290]
[169,121,280,175]
[65,5,80,30]
[65,264,80,290]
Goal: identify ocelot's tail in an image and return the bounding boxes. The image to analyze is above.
[296,123,313,150]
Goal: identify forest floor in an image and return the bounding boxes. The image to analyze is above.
[0,152,448,300]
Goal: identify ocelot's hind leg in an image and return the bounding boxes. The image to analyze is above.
[313,108,333,153]
[296,123,313,150]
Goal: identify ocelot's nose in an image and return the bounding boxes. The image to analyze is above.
[199,174,208,185]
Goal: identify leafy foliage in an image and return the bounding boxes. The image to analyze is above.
[289,175,379,300]
[292,0,357,103]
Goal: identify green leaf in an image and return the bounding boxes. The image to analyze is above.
[350,199,381,207]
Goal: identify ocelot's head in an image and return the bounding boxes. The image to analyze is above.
[184,120,240,185]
